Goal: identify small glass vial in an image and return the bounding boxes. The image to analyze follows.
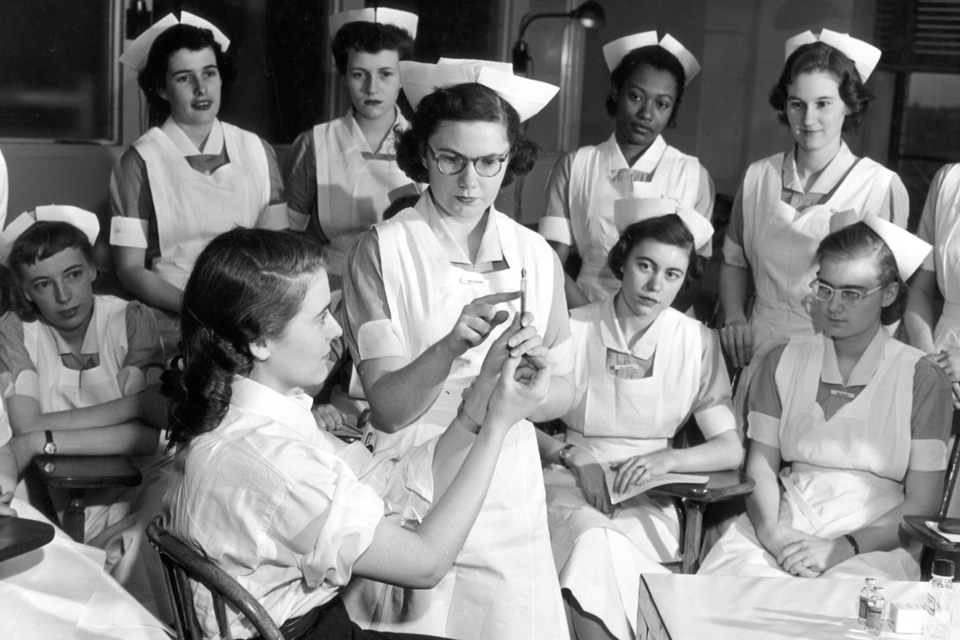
[858,577,877,627]
[865,586,885,637]
[922,559,955,640]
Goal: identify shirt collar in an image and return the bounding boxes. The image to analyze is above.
[161,116,224,156]
[51,299,100,356]
[782,141,855,195]
[228,376,317,439]
[344,107,406,155]
[820,325,891,387]
[598,295,666,360]
[417,190,504,265]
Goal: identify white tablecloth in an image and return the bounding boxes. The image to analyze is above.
[641,574,959,639]
[0,498,173,639]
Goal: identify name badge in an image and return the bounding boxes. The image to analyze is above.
[612,363,639,371]
[459,275,487,286]
[830,388,856,400]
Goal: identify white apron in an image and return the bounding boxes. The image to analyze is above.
[22,295,172,620]
[545,304,702,639]
[741,154,895,359]
[313,112,416,276]
[568,135,702,302]
[700,336,920,580]
[344,204,569,640]
[134,121,270,290]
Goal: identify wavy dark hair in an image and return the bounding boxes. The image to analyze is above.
[606,45,686,128]
[6,220,97,321]
[163,228,326,448]
[395,83,538,188]
[769,41,873,133]
[816,221,906,325]
[138,23,236,127]
[607,214,703,289]
[332,21,414,75]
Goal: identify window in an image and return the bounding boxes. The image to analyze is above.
[0,0,119,143]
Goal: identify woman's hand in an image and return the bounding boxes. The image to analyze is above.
[485,354,552,434]
[0,489,16,518]
[611,449,677,495]
[566,448,613,514]
[442,292,520,358]
[778,536,854,577]
[756,524,820,576]
[719,318,753,369]
[312,404,346,431]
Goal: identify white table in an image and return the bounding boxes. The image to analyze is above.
[0,498,173,639]
[638,574,959,639]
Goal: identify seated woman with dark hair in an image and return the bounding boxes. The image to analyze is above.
[543,197,742,640]
[110,12,287,324]
[162,227,551,640]
[701,214,951,580]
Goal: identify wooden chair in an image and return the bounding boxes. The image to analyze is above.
[146,517,284,640]
[900,411,960,580]
[29,454,142,543]
[649,416,755,574]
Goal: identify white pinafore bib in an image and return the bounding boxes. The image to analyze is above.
[23,296,141,412]
[313,112,415,277]
[134,121,270,290]
[742,154,894,358]
[348,198,568,640]
[569,135,701,302]
[773,336,915,537]
[927,165,960,351]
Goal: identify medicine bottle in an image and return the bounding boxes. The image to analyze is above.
[858,577,877,627]
[865,586,885,636]
[922,559,955,640]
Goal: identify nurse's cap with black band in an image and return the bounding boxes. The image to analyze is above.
[329,8,419,39]
[399,59,559,122]
[120,11,231,72]
[829,209,931,281]
[602,31,701,85]
[0,205,100,264]
[613,183,714,252]
[784,29,881,82]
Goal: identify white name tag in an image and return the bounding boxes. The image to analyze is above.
[612,363,639,371]
[830,388,856,400]
[459,275,487,286]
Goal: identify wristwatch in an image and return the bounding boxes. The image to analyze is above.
[558,444,575,468]
[43,430,57,455]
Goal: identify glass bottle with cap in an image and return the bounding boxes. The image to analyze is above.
[922,559,955,640]
[865,586,885,636]
[858,577,877,627]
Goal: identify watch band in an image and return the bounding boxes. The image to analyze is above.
[843,534,860,555]
[558,444,575,468]
[44,430,56,455]
[457,402,482,435]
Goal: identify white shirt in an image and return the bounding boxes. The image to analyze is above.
[163,376,436,638]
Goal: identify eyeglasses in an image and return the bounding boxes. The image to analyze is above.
[809,279,886,306]
[426,145,510,178]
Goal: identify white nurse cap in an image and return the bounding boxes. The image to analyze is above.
[0,205,100,264]
[399,58,560,122]
[613,183,714,251]
[828,210,931,281]
[602,31,701,85]
[120,11,231,72]
[329,8,419,39]
[784,29,881,82]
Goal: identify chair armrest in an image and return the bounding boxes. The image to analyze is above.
[34,455,142,489]
[650,470,755,504]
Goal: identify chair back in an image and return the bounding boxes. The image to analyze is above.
[938,411,960,519]
[146,517,284,640]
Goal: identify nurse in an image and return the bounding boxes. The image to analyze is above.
[286,8,420,289]
[719,29,908,373]
[0,206,170,618]
[110,12,288,319]
[904,163,960,517]
[342,60,573,639]
[700,213,951,580]
[539,31,712,307]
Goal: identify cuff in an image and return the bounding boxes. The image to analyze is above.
[110,217,149,249]
[357,319,406,361]
[746,411,780,448]
[908,438,948,472]
[539,216,572,246]
[11,370,40,402]
[259,203,290,230]
[695,405,737,440]
[288,208,310,232]
[722,239,747,269]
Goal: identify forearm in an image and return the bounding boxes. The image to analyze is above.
[670,430,743,473]
[0,445,17,494]
[850,471,942,554]
[116,260,183,313]
[528,374,575,422]
[744,444,784,540]
[904,270,938,353]
[536,425,567,463]
[719,262,750,323]
[430,416,480,499]
[16,422,159,459]
[10,394,145,435]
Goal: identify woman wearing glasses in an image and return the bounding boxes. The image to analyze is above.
[700,214,951,580]
[341,60,573,639]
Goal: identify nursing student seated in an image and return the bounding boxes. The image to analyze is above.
[699,212,951,580]
[0,206,172,620]
[542,198,742,640]
[162,228,552,640]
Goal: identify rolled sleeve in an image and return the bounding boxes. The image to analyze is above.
[123,301,164,373]
[917,166,946,272]
[0,313,38,401]
[285,130,318,232]
[722,184,748,268]
[908,358,952,471]
[352,438,437,526]
[538,153,574,246]
[695,166,715,258]
[692,326,736,439]
[745,344,787,447]
[262,140,286,207]
[0,400,11,448]
[109,148,153,246]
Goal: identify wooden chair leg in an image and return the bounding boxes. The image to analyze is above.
[63,488,86,543]
[919,544,935,582]
[680,501,706,575]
